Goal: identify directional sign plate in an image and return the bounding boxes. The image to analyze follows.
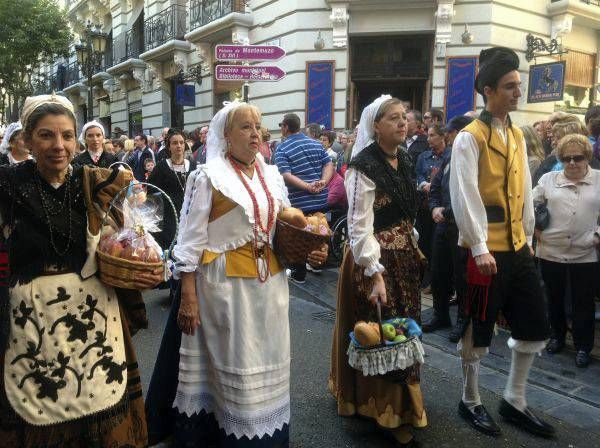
[215,65,286,82]
[215,44,286,62]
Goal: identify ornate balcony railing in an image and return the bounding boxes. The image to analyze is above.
[145,5,187,51]
[113,29,144,64]
[64,62,82,87]
[189,0,247,31]
[32,74,60,95]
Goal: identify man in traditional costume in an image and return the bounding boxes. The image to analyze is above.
[449,47,555,438]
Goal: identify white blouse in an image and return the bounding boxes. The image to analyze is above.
[345,168,385,277]
[533,168,600,263]
[450,121,534,257]
[173,158,289,275]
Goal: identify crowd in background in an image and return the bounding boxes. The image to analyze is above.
[0,102,599,369]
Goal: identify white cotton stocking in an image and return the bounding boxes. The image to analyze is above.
[503,349,535,412]
[461,359,482,410]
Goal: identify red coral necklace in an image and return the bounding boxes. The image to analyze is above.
[227,153,275,282]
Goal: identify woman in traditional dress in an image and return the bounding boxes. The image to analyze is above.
[329,96,427,447]
[0,94,163,447]
[144,129,197,445]
[0,122,31,166]
[148,128,198,250]
[72,120,117,169]
[171,101,327,447]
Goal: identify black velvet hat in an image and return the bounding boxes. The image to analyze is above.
[475,47,520,95]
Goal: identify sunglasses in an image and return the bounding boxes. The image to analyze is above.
[278,123,285,127]
[560,155,586,163]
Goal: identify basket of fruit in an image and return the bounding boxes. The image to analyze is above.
[96,182,178,289]
[274,208,331,265]
[347,301,425,377]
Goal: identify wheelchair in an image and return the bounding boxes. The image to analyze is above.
[326,208,348,263]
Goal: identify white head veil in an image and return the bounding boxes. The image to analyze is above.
[351,94,392,160]
[0,122,23,154]
[205,101,245,162]
[79,120,106,147]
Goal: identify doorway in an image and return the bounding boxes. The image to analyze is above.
[349,35,433,127]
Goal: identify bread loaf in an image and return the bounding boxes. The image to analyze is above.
[278,207,308,228]
[354,321,381,347]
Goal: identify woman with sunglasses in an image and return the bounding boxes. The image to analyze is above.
[533,134,600,368]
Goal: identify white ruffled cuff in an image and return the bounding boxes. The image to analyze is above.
[364,261,385,277]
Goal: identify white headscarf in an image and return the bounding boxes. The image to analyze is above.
[21,94,75,130]
[351,94,392,160]
[0,122,22,154]
[79,120,106,147]
[205,101,245,162]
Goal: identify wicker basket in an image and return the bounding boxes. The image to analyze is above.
[97,250,163,289]
[95,181,178,289]
[347,301,424,377]
[274,219,330,265]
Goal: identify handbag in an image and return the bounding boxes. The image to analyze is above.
[534,201,550,231]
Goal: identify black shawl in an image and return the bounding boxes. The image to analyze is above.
[0,160,88,286]
[349,142,418,230]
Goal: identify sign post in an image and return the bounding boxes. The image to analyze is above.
[214,44,287,103]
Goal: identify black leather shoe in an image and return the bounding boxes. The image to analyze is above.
[458,401,501,436]
[422,316,451,333]
[545,338,565,354]
[498,399,555,438]
[575,350,591,368]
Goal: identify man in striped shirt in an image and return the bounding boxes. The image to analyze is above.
[275,113,334,283]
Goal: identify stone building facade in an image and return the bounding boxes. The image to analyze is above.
[34,0,600,136]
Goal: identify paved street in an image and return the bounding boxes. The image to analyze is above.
[136,270,600,448]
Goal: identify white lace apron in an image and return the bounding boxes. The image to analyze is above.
[173,160,291,439]
[3,273,126,425]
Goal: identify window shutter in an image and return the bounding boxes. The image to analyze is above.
[564,50,596,88]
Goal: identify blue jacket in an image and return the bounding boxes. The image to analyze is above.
[127,146,155,181]
[428,149,453,221]
[415,147,448,187]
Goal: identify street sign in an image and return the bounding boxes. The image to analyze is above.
[215,44,286,62]
[215,65,286,82]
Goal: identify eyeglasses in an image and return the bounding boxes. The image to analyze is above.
[560,155,586,163]
[278,123,285,128]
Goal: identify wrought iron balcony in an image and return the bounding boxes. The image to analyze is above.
[32,74,60,95]
[189,0,247,31]
[113,29,144,64]
[64,62,82,87]
[145,5,187,51]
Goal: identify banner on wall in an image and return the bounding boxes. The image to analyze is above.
[527,61,565,103]
[444,57,478,122]
[306,61,335,130]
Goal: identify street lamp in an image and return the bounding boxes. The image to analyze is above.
[75,22,108,122]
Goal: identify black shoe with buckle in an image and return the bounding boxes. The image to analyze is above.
[422,315,451,333]
[498,399,555,438]
[575,350,591,368]
[458,401,501,436]
[545,338,565,354]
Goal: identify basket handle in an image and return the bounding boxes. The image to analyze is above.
[109,161,133,172]
[99,181,180,263]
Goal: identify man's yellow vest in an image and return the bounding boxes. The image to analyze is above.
[462,115,526,252]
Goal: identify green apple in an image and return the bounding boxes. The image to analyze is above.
[382,323,396,341]
[393,334,407,343]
